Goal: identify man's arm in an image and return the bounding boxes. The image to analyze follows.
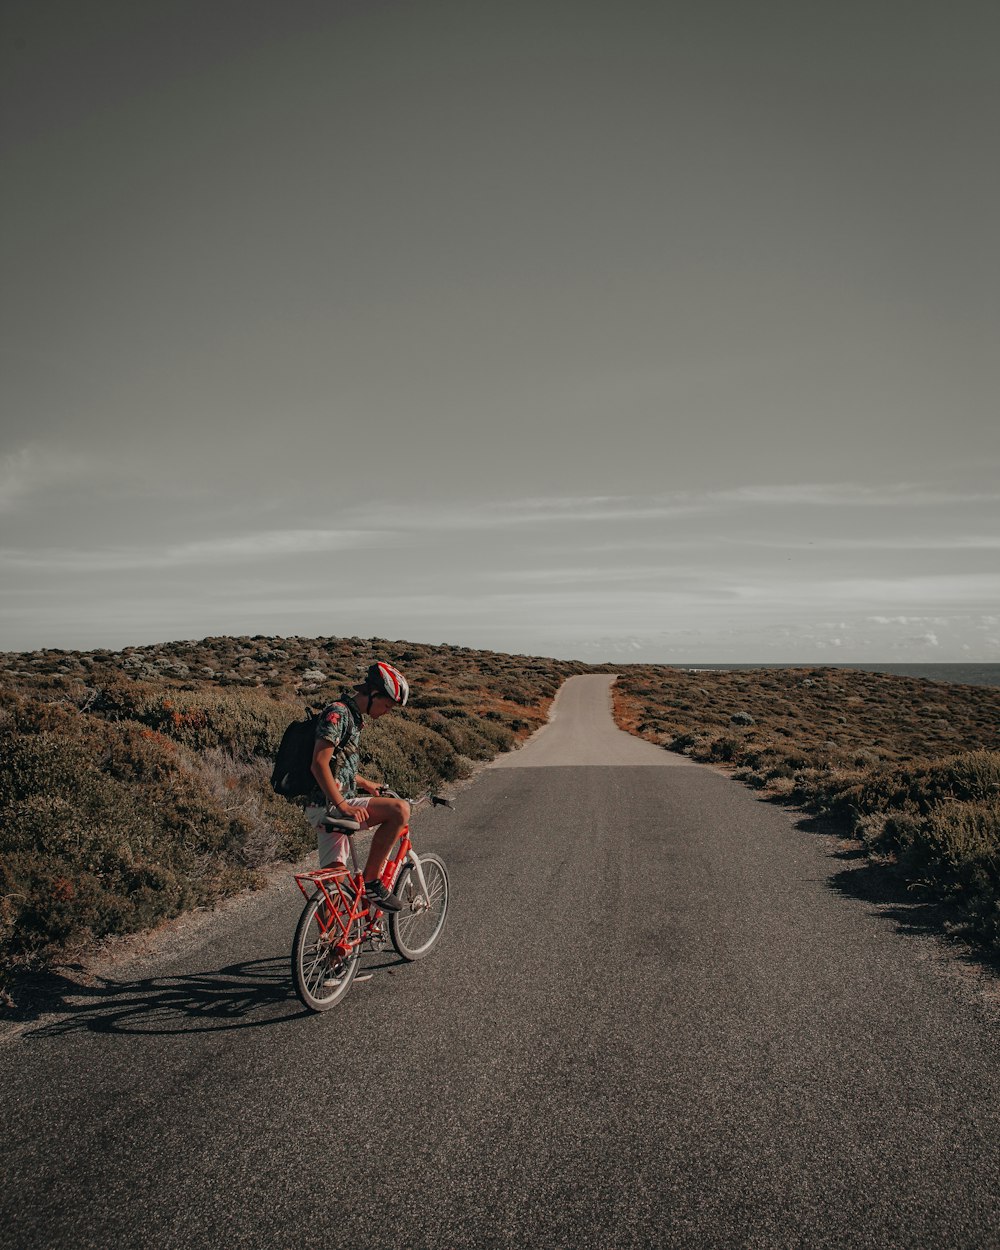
[311,740,351,812]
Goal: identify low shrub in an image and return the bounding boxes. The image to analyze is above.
[0,688,312,991]
[709,735,742,763]
[90,677,294,756]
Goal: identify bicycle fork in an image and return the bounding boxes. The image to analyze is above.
[404,849,432,908]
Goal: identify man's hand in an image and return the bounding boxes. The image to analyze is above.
[326,801,364,823]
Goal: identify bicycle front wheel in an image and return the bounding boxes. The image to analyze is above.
[292,891,360,1011]
[389,853,449,961]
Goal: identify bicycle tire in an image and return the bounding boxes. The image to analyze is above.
[388,853,449,961]
[291,890,361,1011]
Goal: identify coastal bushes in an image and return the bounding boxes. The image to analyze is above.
[849,752,1000,948]
[614,666,1000,952]
[0,688,311,986]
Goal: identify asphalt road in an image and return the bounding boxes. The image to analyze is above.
[3,675,1000,1249]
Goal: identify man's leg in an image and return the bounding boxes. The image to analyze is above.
[359,797,410,882]
[307,804,349,871]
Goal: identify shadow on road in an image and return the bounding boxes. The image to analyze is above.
[8,948,407,1038]
[790,808,1000,983]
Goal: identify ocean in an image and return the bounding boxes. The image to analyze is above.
[674,664,1000,689]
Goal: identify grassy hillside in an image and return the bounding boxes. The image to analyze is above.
[613,666,1000,954]
[1,635,597,998]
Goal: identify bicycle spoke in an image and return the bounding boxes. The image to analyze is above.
[389,854,449,961]
[292,892,360,1010]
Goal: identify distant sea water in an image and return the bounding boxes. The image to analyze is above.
[674,663,1000,689]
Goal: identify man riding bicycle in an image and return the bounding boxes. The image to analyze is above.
[308,661,410,913]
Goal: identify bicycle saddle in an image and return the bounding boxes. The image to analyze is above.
[321,814,361,833]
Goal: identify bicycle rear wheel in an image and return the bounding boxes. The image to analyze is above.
[389,853,449,961]
[292,891,361,1011]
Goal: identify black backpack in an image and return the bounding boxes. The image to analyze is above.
[270,707,322,798]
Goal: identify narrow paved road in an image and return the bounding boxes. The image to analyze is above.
[491,673,694,768]
[4,675,1000,1249]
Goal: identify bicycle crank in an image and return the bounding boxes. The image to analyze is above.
[366,918,389,952]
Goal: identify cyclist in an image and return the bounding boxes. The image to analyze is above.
[308,661,410,913]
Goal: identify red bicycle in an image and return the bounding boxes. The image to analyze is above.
[291,790,451,1012]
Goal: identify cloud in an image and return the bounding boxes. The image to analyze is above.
[890,632,943,651]
[728,535,1000,552]
[716,483,1000,508]
[868,615,953,626]
[479,564,711,587]
[175,530,376,562]
[826,574,1000,606]
[0,528,377,572]
[373,495,709,532]
[503,482,998,522]
[371,481,1000,539]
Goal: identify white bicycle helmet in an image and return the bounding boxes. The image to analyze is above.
[367,661,409,706]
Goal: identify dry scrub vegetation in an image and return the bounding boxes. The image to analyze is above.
[1,635,593,998]
[614,666,1000,954]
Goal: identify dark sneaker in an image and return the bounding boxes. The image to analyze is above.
[364,878,403,913]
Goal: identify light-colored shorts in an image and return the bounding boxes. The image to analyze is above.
[305,799,379,869]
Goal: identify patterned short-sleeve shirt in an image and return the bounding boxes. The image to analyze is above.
[314,697,363,798]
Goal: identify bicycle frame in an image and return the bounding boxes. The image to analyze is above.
[293,819,432,952]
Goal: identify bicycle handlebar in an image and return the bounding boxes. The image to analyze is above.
[379,787,455,811]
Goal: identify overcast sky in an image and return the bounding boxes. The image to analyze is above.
[2,1,998,661]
